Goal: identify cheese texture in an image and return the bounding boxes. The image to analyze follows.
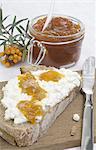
[1,68,81,124]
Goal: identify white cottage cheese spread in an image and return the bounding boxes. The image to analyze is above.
[1,68,81,124]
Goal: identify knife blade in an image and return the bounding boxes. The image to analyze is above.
[81,56,96,150]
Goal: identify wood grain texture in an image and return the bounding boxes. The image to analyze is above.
[0,81,96,150]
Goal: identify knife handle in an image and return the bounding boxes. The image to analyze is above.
[81,94,94,150]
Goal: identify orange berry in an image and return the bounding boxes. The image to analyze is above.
[10,48,15,54]
[1,59,6,65]
[13,59,18,64]
[5,46,9,51]
[15,48,20,54]
[18,52,22,56]
[5,49,11,55]
[9,55,14,60]
[0,52,5,57]
[18,56,22,61]
[13,54,18,59]
[5,62,11,67]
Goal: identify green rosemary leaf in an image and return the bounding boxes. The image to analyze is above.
[26,39,31,48]
[1,28,10,35]
[0,38,5,40]
[0,34,8,39]
[26,20,29,33]
[20,36,25,45]
[1,24,6,30]
[13,40,23,47]
[19,25,26,32]
[9,18,27,34]
[11,16,16,34]
[14,34,21,39]
[0,7,3,28]
[0,30,5,35]
[14,18,28,26]
[0,30,8,36]
[5,24,12,29]
[18,43,24,47]
[0,29,2,34]
[0,41,6,47]
[26,34,31,39]
[13,16,16,24]
[2,15,9,22]
[16,26,23,34]
[8,35,13,44]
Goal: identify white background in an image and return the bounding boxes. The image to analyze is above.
[0,0,96,81]
[0,0,96,149]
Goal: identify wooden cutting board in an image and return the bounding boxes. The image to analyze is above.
[0,80,96,150]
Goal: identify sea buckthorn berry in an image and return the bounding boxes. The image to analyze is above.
[0,52,5,57]
[18,56,22,61]
[5,62,11,67]
[9,55,14,60]
[13,54,18,59]
[19,52,22,56]
[5,49,11,55]
[13,59,18,64]
[16,48,20,54]
[10,49,15,54]
[1,59,6,65]
[15,49,20,54]
[5,46,9,51]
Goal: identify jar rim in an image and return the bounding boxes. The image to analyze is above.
[29,14,85,39]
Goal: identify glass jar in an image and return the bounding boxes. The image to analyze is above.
[29,14,85,68]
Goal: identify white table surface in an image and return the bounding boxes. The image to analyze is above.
[0,0,96,149]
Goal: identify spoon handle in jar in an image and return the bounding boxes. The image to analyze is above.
[42,0,55,31]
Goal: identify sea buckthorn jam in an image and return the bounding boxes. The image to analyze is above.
[33,17,81,36]
[29,15,85,68]
[18,72,47,100]
[39,70,64,82]
[17,72,47,124]
[17,101,44,124]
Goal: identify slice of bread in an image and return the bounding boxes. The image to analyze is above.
[0,65,80,147]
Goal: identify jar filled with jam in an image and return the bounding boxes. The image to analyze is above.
[29,14,85,68]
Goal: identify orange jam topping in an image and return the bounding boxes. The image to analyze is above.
[17,101,43,124]
[39,70,64,82]
[18,72,47,100]
[17,72,47,124]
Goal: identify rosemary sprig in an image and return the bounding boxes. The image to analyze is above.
[16,20,31,62]
[0,7,31,62]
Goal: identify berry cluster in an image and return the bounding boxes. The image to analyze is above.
[0,45,23,67]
